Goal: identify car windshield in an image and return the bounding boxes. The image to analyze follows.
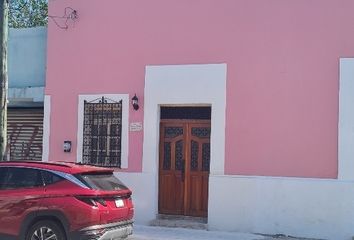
[75,172,128,191]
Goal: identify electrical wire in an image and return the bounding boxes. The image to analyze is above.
[48,7,77,30]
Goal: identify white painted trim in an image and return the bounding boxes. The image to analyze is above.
[77,94,129,168]
[42,95,51,162]
[143,63,227,175]
[338,58,354,181]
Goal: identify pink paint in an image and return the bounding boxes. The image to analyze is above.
[46,0,354,177]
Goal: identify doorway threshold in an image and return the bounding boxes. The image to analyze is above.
[150,214,208,230]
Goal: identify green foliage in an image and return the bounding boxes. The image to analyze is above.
[9,0,47,28]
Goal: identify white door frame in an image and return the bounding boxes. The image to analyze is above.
[142,63,228,216]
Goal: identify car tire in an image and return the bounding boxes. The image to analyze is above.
[26,220,66,240]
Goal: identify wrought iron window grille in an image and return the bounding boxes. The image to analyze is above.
[82,96,123,168]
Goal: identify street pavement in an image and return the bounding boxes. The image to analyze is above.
[127,225,318,240]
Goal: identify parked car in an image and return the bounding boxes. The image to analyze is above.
[0,161,134,240]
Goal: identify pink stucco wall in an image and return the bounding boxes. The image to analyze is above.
[46,0,354,177]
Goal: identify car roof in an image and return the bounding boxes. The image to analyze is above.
[0,161,114,174]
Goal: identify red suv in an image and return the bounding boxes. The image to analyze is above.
[0,161,134,240]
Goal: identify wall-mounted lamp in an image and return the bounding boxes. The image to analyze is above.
[63,141,72,153]
[131,94,139,111]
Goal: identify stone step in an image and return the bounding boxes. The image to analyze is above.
[150,215,208,230]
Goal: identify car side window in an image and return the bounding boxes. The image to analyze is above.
[0,167,8,190]
[2,167,43,190]
[42,170,64,185]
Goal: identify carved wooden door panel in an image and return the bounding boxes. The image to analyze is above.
[158,122,185,215]
[185,123,210,217]
[159,121,210,217]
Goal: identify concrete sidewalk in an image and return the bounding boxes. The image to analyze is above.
[127,225,317,240]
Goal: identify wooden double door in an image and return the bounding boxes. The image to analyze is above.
[158,120,210,217]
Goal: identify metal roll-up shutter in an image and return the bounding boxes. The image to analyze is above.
[7,108,44,161]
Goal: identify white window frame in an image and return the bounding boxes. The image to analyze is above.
[77,94,129,168]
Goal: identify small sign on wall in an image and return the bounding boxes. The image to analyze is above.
[130,122,143,132]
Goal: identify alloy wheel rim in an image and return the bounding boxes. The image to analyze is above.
[31,227,58,240]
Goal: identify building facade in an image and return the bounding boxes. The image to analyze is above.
[44,1,354,239]
[8,27,47,160]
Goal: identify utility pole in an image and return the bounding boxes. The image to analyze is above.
[0,0,8,161]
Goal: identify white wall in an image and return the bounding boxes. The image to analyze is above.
[114,172,157,224]
[208,175,354,240]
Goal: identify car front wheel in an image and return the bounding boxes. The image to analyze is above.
[26,220,66,240]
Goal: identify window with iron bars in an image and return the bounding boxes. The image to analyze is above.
[82,96,122,168]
